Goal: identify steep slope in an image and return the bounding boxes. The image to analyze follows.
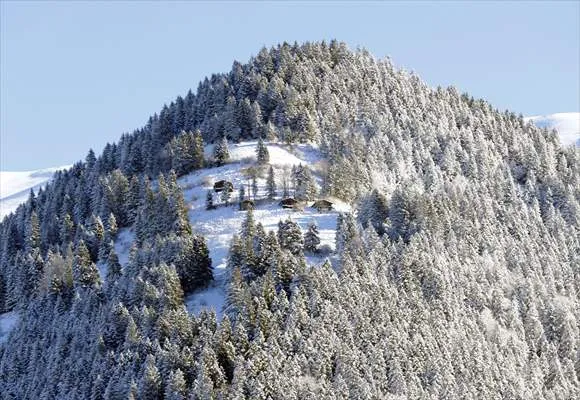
[526,112,579,146]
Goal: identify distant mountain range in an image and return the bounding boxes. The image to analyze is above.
[525,112,579,146]
[0,166,69,218]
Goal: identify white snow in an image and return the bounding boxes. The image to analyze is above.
[0,311,19,345]
[525,112,579,147]
[114,228,135,268]
[182,141,348,318]
[96,228,135,282]
[0,165,70,218]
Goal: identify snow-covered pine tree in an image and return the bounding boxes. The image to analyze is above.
[73,240,101,289]
[251,175,258,200]
[303,222,320,253]
[267,165,277,199]
[214,136,231,166]
[221,185,232,206]
[293,164,317,201]
[256,138,270,165]
[277,218,304,256]
[206,190,215,210]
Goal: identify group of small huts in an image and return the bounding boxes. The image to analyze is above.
[279,198,333,212]
[213,180,234,193]
[213,179,332,212]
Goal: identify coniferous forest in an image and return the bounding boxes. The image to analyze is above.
[0,41,579,399]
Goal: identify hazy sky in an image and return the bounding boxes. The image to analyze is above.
[1,1,579,170]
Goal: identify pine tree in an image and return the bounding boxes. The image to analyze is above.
[303,222,320,253]
[26,211,41,252]
[277,218,304,256]
[193,130,205,169]
[238,185,245,204]
[177,235,213,293]
[106,248,122,281]
[251,175,258,200]
[256,138,270,165]
[221,185,232,206]
[138,355,162,400]
[60,213,75,244]
[73,240,101,289]
[282,177,290,198]
[336,212,357,254]
[227,235,245,273]
[206,190,215,210]
[241,208,256,240]
[293,164,317,201]
[107,213,118,237]
[267,166,277,199]
[165,369,187,400]
[214,136,230,166]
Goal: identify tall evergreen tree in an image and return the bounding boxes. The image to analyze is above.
[221,186,232,206]
[256,138,270,165]
[303,222,320,253]
[267,166,277,200]
[214,136,231,166]
[73,240,101,289]
[206,190,215,210]
[277,218,304,256]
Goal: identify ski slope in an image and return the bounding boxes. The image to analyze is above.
[0,166,70,218]
[180,141,349,319]
[525,112,579,146]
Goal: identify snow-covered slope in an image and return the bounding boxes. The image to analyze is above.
[0,166,69,218]
[525,112,579,146]
[179,141,349,318]
[0,311,19,345]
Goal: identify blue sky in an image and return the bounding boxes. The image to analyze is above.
[1,1,578,170]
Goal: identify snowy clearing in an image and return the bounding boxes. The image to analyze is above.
[182,141,348,318]
[114,228,135,269]
[96,228,135,282]
[0,311,19,345]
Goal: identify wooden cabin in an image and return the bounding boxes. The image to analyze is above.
[279,198,298,209]
[239,199,255,211]
[214,180,233,193]
[311,199,333,212]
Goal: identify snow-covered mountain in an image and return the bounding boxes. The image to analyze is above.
[0,166,69,218]
[525,112,579,146]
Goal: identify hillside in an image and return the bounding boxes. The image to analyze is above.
[178,140,349,318]
[0,41,578,399]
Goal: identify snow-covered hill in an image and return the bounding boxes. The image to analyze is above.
[525,112,579,146]
[176,141,349,318]
[0,166,69,218]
